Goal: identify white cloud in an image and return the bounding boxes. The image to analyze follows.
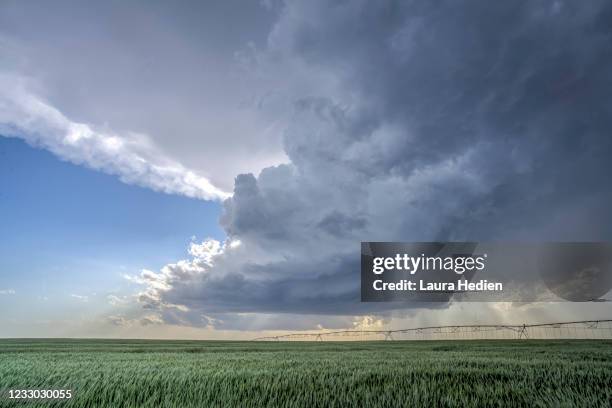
[70,294,89,301]
[140,314,164,326]
[125,238,239,311]
[0,74,230,201]
[107,294,129,306]
[105,314,163,327]
[106,315,132,327]
[0,289,16,295]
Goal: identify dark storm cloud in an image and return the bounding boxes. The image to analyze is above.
[136,0,612,328]
[271,0,612,240]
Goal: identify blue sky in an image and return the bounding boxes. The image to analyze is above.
[0,136,223,325]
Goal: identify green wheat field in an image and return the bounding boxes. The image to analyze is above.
[0,339,611,407]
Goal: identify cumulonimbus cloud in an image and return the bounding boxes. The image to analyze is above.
[0,74,230,201]
[127,0,612,330]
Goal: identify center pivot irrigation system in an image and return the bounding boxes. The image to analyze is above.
[252,319,612,341]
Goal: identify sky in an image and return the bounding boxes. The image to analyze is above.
[1,0,611,338]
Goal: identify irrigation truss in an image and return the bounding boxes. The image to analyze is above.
[252,319,612,341]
